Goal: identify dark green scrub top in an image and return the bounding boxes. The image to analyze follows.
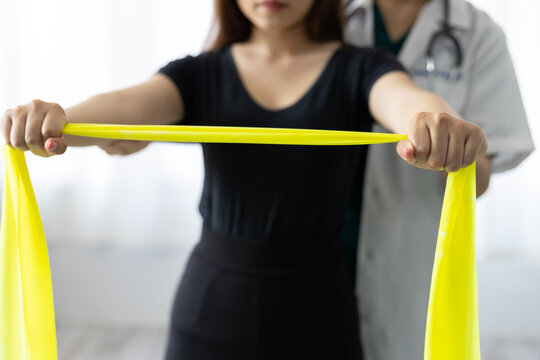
[373,1,410,57]
[339,0,410,284]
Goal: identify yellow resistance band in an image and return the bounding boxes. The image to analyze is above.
[0,124,480,360]
[62,123,408,145]
[1,147,57,360]
[424,163,480,360]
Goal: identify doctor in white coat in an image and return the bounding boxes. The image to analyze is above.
[343,0,534,359]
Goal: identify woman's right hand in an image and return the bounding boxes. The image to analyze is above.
[1,99,68,157]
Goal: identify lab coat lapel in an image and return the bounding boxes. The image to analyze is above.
[398,1,442,67]
[398,0,473,67]
[344,0,374,46]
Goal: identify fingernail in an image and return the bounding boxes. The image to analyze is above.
[401,147,410,159]
[46,139,57,152]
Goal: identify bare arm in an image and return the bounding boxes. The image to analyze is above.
[1,74,183,155]
[369,71,491,196]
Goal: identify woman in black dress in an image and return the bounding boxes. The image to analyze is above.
[1,0,487,359]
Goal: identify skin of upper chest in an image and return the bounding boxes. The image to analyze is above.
[376,0,429,41]
[230,41,342,111]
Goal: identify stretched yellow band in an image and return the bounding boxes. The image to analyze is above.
[1,125,479,360]
[62,123,408,145]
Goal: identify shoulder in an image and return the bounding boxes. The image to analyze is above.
[460,1,507,51]
[452,2,513,74]
[159,49,227,75]
[333,45,406,102]
[156,49,230,109]
[337,45,405,77]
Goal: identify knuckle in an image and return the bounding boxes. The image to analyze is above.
[25,133,42,147]
[30,99,43,110]
[434,112,452,126]
[434,113,444,125]
[461,118,473,130]
[412,112,428,126]
[49,102,61,111]
[463,153,476,166]
[411,112,427,126]
[0,112,7,127]
[49,102,65,116]
[2,108,11,119]
[463,125,482,146]
[13,105,26,117]
[42,126,58,138]
[445,162,461,172]
[471,124,483,138]
[427,157,444,169]
[11,138,26,149]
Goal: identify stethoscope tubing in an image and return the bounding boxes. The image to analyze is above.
[425,0,463,96]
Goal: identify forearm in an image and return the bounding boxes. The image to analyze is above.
[370,74,458,134]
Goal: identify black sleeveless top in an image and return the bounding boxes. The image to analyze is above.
[159,45,404,242]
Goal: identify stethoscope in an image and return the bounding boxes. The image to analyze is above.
[425,0,463,96]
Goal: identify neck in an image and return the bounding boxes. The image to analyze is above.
[246,25,316,58]
[375,0,430,41]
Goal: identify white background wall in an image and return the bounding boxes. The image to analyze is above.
[0,0,213,329]
[0,0,539,348]
[0,0,212,247]
[469,0,540,260]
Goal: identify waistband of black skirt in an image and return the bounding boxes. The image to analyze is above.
[194,225,342,275]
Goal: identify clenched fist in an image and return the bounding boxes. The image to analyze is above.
[397,112,487,172]
[1,99,68,157]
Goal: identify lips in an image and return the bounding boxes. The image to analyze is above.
[257,0,288,12]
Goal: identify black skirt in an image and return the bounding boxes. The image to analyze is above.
[165,226,363,360]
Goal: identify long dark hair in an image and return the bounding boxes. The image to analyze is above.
[205,0,343,51]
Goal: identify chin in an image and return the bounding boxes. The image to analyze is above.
[239,0,314,33]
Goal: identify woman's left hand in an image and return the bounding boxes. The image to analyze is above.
[396,112,487,172]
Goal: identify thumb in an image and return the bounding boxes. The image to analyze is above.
[45,137,67,155]
[396,139,415,163]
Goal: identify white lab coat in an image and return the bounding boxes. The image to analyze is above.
[344,0,535,359]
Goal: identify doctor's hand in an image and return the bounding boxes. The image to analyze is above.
[396,112,487,172]
[1,100,68,157]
